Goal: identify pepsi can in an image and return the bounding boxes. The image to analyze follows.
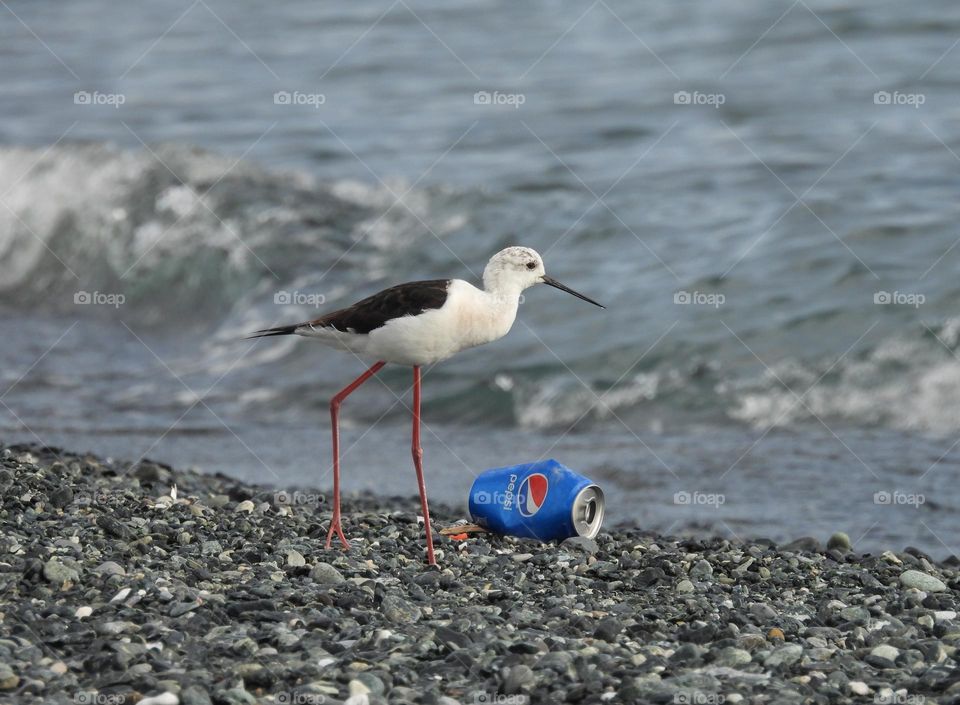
[468,459,605,541]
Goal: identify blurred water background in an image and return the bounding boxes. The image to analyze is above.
[2,0,960,554]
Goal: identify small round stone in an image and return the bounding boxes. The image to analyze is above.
[43,557,80,584]
[690,560,713,579]
[94,561,126,576]
[503,664,536,694]
[827,532,851,552]
[0,663,19,691]
[381,595,421,624]
[309,562,345,584]
[50,486,74,509]
[866,644,900,668]
[764,644,803,668]
[900,570,947,592]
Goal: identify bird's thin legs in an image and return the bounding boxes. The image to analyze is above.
[411,365,437,566]
[326,360,387,550]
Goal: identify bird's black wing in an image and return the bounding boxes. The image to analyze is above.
[315,279,452,334]
[248,279,451,338]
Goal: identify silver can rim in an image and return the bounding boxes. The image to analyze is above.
[571,484,605,538]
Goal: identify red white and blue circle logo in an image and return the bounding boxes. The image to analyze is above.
[517,473,549,517]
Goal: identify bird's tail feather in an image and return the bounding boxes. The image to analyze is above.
[246,324,299,339]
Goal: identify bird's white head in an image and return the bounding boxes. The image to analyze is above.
[482,246,545,295]
[482,246,604,307]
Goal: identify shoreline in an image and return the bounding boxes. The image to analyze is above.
[1,442,958,704]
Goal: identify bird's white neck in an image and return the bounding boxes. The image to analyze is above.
[483,264,528,298]
[449,280,521,348]
[483,281,524,303]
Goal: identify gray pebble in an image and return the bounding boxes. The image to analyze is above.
[827,532,852,551]
[690,560,713,579]
[381,595,421,624]
[560,536,599,554]
[749,603,777,621]
[865,644,899,668]
[503,664,536,694]
[353,672,385,696]
[94,561,126,576]
[50,486,74,509]
[594,617,622,642]
[712,647,752,667]
[839,606,871,624]
[310,562,345,584]
[43,557,80,585]
[95,621,136,636]
[900,570,947,592]
[783,537,820,552]
[0,662,19,691]
[764,644,803,668]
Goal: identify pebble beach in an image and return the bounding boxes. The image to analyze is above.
[1,443,959,705]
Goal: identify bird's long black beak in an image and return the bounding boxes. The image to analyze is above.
[541,275,605,308]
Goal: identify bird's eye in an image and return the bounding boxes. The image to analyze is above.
[525,261,537,270]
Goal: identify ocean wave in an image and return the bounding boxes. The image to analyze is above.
[431,320,960,437]
[728,320,960,435]
[0,142,459,324]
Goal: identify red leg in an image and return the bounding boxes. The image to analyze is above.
[326,360,386,550]
[411,366,437,566]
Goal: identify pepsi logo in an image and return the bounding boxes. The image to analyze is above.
[517,473,549,517]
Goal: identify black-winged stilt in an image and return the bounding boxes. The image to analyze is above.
[249,246,604,565]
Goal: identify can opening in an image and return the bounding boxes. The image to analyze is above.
[584,499,597,524]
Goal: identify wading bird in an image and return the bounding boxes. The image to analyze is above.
[249,246,604,565]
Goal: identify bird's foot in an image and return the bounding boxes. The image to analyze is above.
[325,517,350,551]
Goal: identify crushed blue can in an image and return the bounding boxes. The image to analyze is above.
[468,459,605,541]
